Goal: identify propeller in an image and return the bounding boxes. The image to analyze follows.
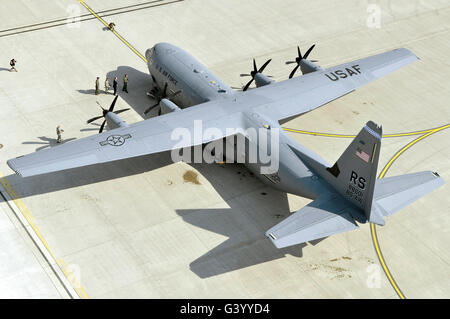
[87,95,130,133]
[286,44,318,79]
[144,82,181,115]
[240,58,272,91]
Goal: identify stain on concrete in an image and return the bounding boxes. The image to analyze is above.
[183,170,201,185]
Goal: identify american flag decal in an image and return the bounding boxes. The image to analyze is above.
[356,148,370,163]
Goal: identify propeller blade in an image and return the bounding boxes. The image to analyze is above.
[146,92,157,99]
[162,83,168,97]
[310,60,319,63]
[144,103,159,115]
[303,44,315,60]
[243,78,254,91]
[96,101,106,111]
[99,120,106,133]
[258,59,272,73]
[289,64,300,79]
[109,95,119,112]
[87,115,104,124]
[297,46,302,59]
[114,108,130,115]
[253,58,257,73]
[285,61,296,65]
[240,73,252,77]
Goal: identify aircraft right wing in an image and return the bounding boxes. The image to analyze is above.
[252,48,419,122]
[266,193,362,248]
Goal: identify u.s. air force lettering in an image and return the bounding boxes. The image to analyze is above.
[325,64,361,81]
[99,134,132,147]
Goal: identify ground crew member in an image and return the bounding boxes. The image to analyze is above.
[105,77,111,94]
[122,74,129,93]
[108,22,115,31]
[56,124,64,143]
[113,76,118,95]
[9,59,17,72]
[95,77,100,95]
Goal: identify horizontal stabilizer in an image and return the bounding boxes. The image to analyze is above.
[373,171,444,217]
[266,194,362,248]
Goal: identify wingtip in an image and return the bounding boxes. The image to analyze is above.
[6,159,22,177]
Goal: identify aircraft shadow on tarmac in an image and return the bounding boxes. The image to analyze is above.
[176,163,326,278]
[106,66,155,117]
[22,136,77,151]
[4,66,328,278]
[3,151,326,278]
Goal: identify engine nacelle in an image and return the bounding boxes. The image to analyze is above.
[255,73,274,88]
[160,98,181,115]
[105,112,129,130]
[300,59,322,75]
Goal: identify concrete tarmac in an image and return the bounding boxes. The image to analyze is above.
[0,0,449,298]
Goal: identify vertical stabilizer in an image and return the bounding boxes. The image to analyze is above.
[324,121,384,224]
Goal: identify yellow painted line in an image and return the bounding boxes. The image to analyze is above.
[283,128,356,138]
[0,175,34,221]
[371,123,450,299]
[60,259,89,298]
[0,172,89,299]
[79,0,148,63]
[370,223,405,299]
[379,124,450,178]
[283,127,438,138]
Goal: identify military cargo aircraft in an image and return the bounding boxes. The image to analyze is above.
[7,43,444,248]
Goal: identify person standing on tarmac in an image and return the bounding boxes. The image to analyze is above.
[56,124,64,143]
[95,77,100,95]
[122,74,129,93]
[113,76,118,95]
[105,77,111,94]
[9,59,17,72]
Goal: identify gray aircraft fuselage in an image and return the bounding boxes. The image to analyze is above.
[145,42,333,200]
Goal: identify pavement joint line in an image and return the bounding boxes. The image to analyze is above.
[79,0,148,63]
[0,172,88,299]
[0,0,164,34]
[0,0,183,38]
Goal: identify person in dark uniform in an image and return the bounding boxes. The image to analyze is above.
[9,59,17,72]
[122,74,128,93]
[95,77,100,95]
[113,76,118,95]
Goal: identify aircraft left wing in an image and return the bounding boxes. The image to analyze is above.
[7,107,245,177]
[266,193,362,248]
